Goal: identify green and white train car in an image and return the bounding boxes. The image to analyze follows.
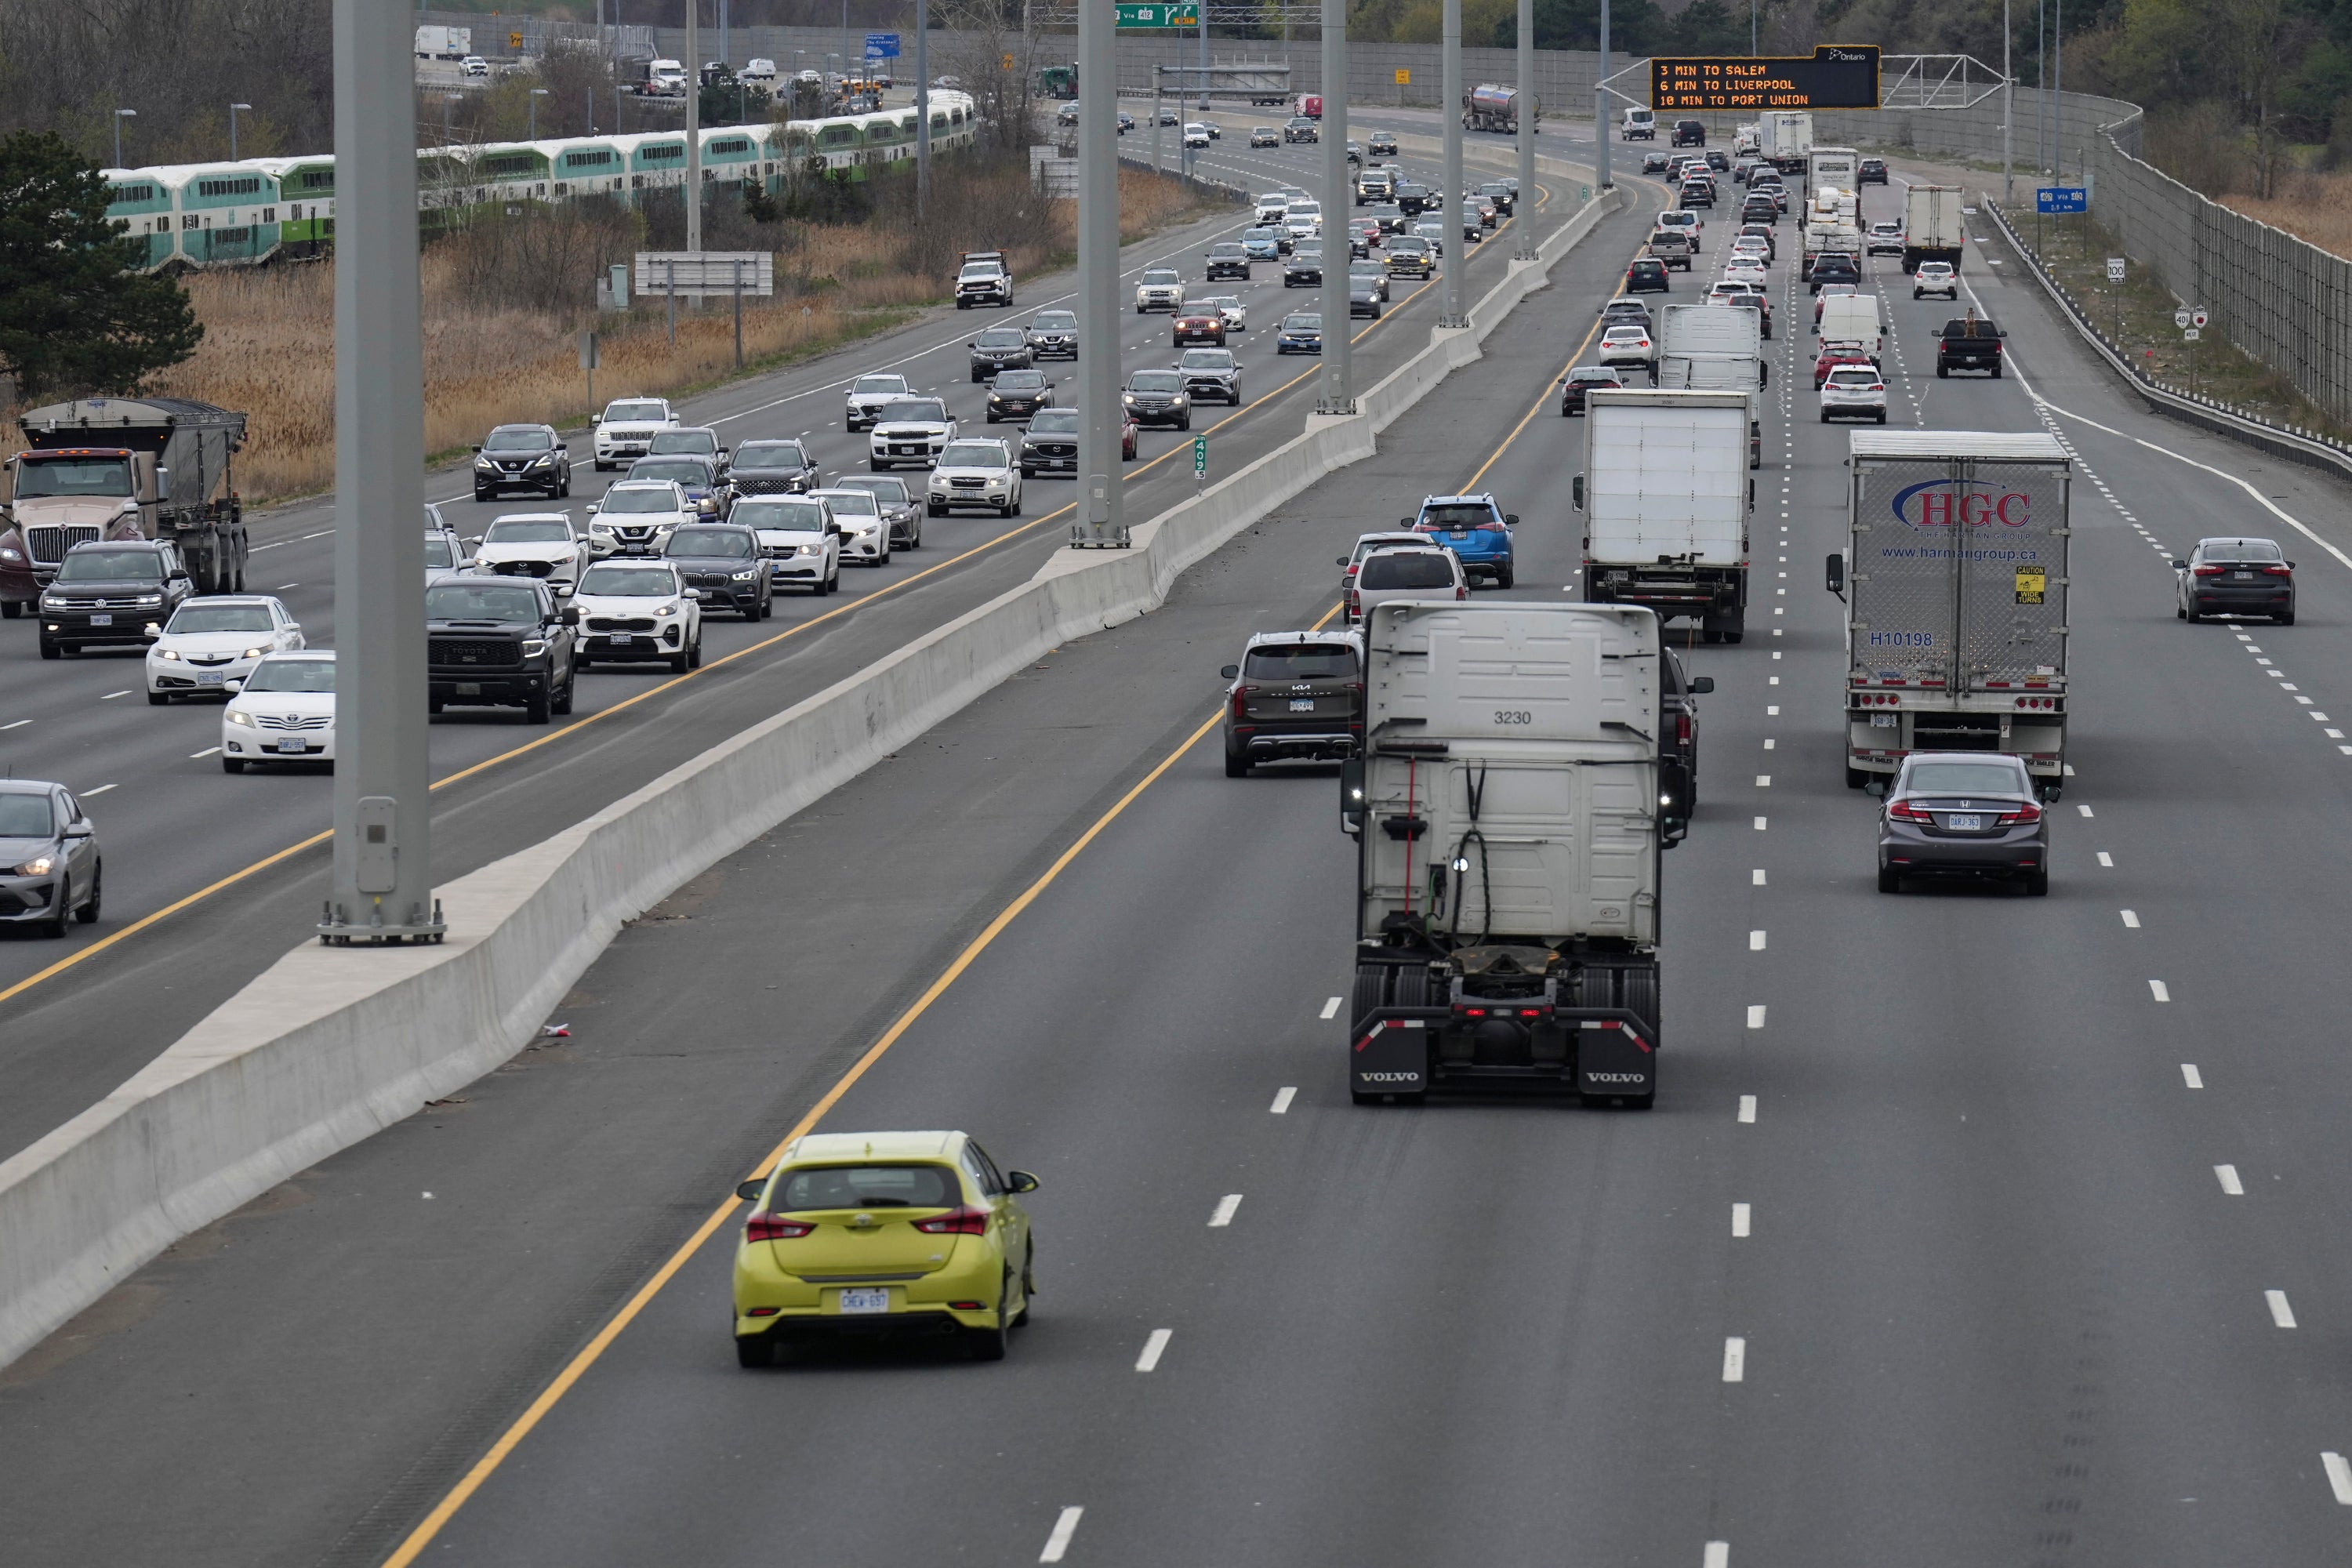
[102,91,976,272]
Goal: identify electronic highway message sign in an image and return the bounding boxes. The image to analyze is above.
[1649,45,1881,111]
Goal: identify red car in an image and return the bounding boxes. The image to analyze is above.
[1172,308,1226,347]
[1814,345,1875,389]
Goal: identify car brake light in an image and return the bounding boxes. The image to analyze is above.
[1455,585,1468,600]
[913,1206,991,1235]
[1996,802,2044,825]
[1346,589,1359,616]
[1479,520,1509,532]
[1677,712,1692,745]
[2192,564,2227,576]
[2263,564,2292,575]
[746,1214,815,1241]
[1231,685,1250,720]
[1886,800,1933,822]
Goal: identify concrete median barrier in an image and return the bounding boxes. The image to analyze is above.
[0,177,1621,1373]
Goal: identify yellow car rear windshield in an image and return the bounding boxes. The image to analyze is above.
[772,1163,960,1210]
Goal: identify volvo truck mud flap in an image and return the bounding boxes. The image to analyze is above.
[1571,1017,1657,1098]
[1350,1008,1444,1098]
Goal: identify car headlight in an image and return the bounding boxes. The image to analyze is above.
[1122,393,1136,404]
[0,547,20,562]
[521,638,549,658]
[227,709,255,727]
[657,601,682,616]
[136,593,162,605]
[474,456,496,470]
[731,569,756,581]
[529,453,554,467]
[242,645,270,659]
[40,594,63,610]
[797,543,820,557]
[591,521,612,534]
[16,855,55,877]
[156,648,180,661]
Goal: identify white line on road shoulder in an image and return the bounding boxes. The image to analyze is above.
[1,719,29,730]
[1208,1194,1242,1227]
[1040,1506,1084,1563]
[1269,1087,1296,1114]
[81,783,116,797]
[1704,1541,1731,1568]
[2182,1063,2205,1088]
[100,690,129,700]
[2269,1289,2298,1328]
[1722,1337,1746,1381]
[1136,1329,1172,1371]
[1738,1094,1757,1123]
[1732,1202,1751,1237]
[1319,995,1341,1019]
[2216,1164,2244,1196]
[2325,1453,2352,1504]
[2120,909,2140,928]
[2150,979,2171,1003]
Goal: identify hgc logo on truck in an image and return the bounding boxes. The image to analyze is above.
[1890,481,2031,528]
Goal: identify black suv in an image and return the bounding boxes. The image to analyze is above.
[1858,157,1889,185]
[473,423,572,501]
[1025,309,1080,359]
[425,575,578,724]
[1283,245,1324,287]
[663,522,771,619]
[968,326,1033,383]
[38,540,194,658]
[1671,118,1706,146]
[728,438,821,495]
[1807,252,1860,293]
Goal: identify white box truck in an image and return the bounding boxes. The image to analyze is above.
[1655,303,1767,470]
[1816,292,1882,357]
[1828,430,2073,793]
[1900,183,1967,274]
[1574,389,1753,643]
[1760,111,1811,171]
[1341,601,1678,1107]
[414,24,470,59]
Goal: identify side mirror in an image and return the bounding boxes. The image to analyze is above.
[145,623,162,640]
[1504,514,1519,527]
[1865,779,1889,798]
[466,535,484,547]
[684,588,704,601]
[1338,557,1349,567]
[471,445,483,454]
[1826,551,1846,596]
[1006,1171,1040,1194]
[1220,663,1240,680]
[2169,559,2187,570]
[734,1178,768,1201]
[1339,757,1367,835]
[223,678,243,694]
[561,606,580,626]
[1571,475,1585,512]
[1690,675,1715,694]
[64,822,93,840]
[590,415,601,425]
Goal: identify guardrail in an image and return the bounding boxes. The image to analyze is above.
[1983,199,2352,485]
[0,170,1624,1374]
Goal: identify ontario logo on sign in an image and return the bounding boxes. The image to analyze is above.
[1890,480,2031,528]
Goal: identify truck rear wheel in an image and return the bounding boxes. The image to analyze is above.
[1348,964,1390,1036]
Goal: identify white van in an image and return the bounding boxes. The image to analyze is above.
[1622,107,1656,140]
[1817,292,1883,358]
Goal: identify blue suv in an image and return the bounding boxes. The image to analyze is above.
[1406,493,1517,587]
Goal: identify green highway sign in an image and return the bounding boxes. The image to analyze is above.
[1117,2,1200,25]
[1192,434,1209,477]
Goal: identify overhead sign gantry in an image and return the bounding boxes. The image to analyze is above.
[1648,45,1882,111]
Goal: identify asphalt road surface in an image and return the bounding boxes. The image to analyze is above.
[9,149,2352,1568]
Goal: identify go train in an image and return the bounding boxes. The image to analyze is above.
[102,91,977,271]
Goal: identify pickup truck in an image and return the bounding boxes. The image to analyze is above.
[1936,316,2005,377]
[955,251,1014,309]
[1646,230,1693,271]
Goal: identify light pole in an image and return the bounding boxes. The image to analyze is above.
[229,102,250,162]
[1595,0,1610,190]
[1439,0,1466,327]
[528,86,549,140]
[1076,0,1123,546]
[1317,0,1353,414]
[2002,0,2013,206]
[1515,0,1535,259]
[323,0,437,946]
[111,107,136,169]
[687,0,702,254]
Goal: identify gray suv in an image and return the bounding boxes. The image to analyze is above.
[0,779,101,936]
[1219,631,1363,775]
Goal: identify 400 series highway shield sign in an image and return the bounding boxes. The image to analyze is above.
[1650,46,1881,111]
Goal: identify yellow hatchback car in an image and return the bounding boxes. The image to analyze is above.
[731,1130,1040,1367]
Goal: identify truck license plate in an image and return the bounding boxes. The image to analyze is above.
[1870,713,1898,728]
[1946,814,1983,830]
[456,682,481,695]
[837,1287,891,1315]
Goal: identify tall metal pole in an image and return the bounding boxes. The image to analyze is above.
[324,0,437,944]
[2053,0,2063,181]
[915,0,930,220]
[230,103,249,162]
[2002,0,2013,205]
[1197,2,1209,110]
[1439,0,1467,327]
[686,0,702,253]
[2037,0,2046,176]
[1513,0,1535,258]
[1318,0,1353,413]
[1077,0,1124,545]
[1595,0,1611,189]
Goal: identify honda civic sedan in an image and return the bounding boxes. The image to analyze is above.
[1877,752,2049,895]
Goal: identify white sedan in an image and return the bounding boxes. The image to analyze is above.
[1599,325,1657,371]
[810,488,892,565]
[572,558,703,673]
[925,437,1023,517]
[1200,294,1248,332]
[585,481,694,558]
[145,594,303,703]
[220,651,336,774]
[733,494,843,595]
[474,513,586,595]
[1819,364,1889,423]
[1721,257,1769,286]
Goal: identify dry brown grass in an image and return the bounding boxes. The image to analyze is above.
[121,165,1227,506]
[2217,170,2352,263]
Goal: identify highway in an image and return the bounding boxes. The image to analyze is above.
[11,136,2352,1568]
[0,122,1574,1166]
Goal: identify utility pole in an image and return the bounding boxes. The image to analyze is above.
[1439,0,1466,327]
[1514,0,1535,258]
[230,102,250,162]
[323,0,437,946]
[1197,1,1209,110]
[1595,0,1611,189]
[2002,0,2013,205]
[1318,0,1353,414]
[916,0,930,220]
[1077,0,1123,545]
[686,0,702,254]
[112,107,135,169]
[2053,0,2063,181]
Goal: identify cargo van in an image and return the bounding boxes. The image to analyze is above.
[1817,292,1882,358]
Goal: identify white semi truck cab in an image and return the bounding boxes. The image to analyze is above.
[1343,601,1678,1107]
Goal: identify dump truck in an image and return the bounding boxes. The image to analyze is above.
[0,398,249,613]
[1573,389,1753,643]
[1342,601,1680,1108]
[1828,429,2072,794]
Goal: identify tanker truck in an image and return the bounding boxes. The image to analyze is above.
[1464,84,1537,134]
[0,397,249,615]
